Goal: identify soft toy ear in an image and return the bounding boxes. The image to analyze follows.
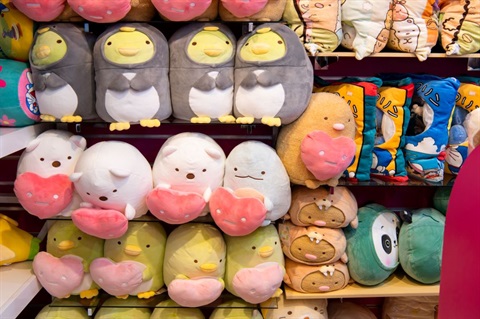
[70,172,83,182]
[162,146,177,157]
[205,147,223,159]
[70,135,87,150]
[109,167,131,178]
[25,138,41,153]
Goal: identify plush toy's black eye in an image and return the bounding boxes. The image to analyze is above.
[277,40,283,44]
[324,117,328,120]
[261,171,265,175]
[56,40,62,44]
[251,246,256,250]
[219,259,223,263]
[234,167,238,171]
[274,241,278,245]
[146,40,151,45]
[40,158,45,161]
[314,307,318,311]
[86,192,90,195]
[67,156,72,160]
[192,42,197,46]
[382,234,392,254]
[175,168,179,172]
[146,244,150,248]
[288,311,293,315]
[117,241,121,245]
[107,41,112,46]
[194,259,198,263]
[53,238,56,241]
[245,42,249,46]
[77,237,82,240]
[113,189,117,193]
[226,41,230,45]
[202,169,207,172]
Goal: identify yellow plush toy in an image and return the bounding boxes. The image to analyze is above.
[0,214,40,266]
[276,92,356,188]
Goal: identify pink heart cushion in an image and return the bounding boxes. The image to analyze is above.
[221,0,268,18]
[146,188,206,224]
[301,130,356,181]
[167,277,224,307]
[90,258,146,296]
[71,208,128,239]
[14,172,74,219]
[152,0,212,21]
[67,0,131,23]
[232,262,284,304]
[32,252,84,298]
[209,187,267,236]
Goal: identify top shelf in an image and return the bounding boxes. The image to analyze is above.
[0,123,54,159]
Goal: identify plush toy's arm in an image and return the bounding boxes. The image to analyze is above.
[125,204,136,220]
[80,201,94,208]
[193,73,217,91]
[142,267,153,281]
[45,73,68,89]
[130,71,157,91]
[340,252,348,263]
[203,187,212,202]
[107,75,131,92]
[175,274,189,280]
[240,71,259,89]
[257,70,281,87]
[216,70,234,90]
[264,197,274,211]
[32,73,47,91]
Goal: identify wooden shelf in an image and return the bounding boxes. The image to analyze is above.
[0,123,54,159]
[284,272,439,299]
[312,51,480,59]
[0,261,42,318]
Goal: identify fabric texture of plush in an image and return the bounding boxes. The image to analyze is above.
[262,294,328,319]
[0,1,34,61]
[152,0,218,21]
[219,0,286,22]
[328,300,377,319]
[67,0,131,23]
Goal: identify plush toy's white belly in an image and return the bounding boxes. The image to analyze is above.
[105,73,160,122]
[37,82,78,118]
[189,72,233,118]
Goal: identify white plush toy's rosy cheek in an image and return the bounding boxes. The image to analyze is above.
[167,277,224,307]
[151,0,212,21]
[71,208,128,239]
[209,187,267,236]
[221,0,268,18]
[14,172,74,219]
[90,258,146,296]
[301,131,356,181]
[146,188,206,224]
[32,252,84,298]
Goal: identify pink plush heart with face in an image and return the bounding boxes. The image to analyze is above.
[167,277,224,307]
[14,173,74,219]
[146,188,206,224]
[232,262,284,304]
[301,130,356,181]
[11,0,66,21]
[71,208,128,239]
[221,0,268,18]
[67,0,131,23]
[32,252,84,298]
[209,187,267,236]
[90,258,146,296]
[151,0,212,21]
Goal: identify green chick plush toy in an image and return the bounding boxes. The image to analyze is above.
[90,218,167,299]
[224,224,285,304]
[35,299,89,319]
[32,220,104,299]
[163,223,226,307]
[151,298,206,319]
[94,297,152,318]
[209,298,263,319]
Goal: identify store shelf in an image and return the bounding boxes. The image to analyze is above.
[284,272,439,300]
[0,261,42,319]
[312,51,480,59]
[0,123,54,159]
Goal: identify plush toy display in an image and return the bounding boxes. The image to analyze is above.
[387,0,438,61]
[439,0,480,55]
[399,208,445,284]
[66,0,131,23]
[147,132,226,224]
[210,140,290,236]
[341,0,392,59]
[151,298,206,319]
[344,203,400,286]
[287,186,358,229]
[14,129,86,219]
[0,59,39,127]
[283,258,350,293]
[224,224,285,304]
[233,23,313,127]
[152,0,218,21]
[11,0,66,21]
[219,0,286,22]
[70,141,152,239]
[123,0,156,22]
[276,92,356,188]
[314,76,382,181]
[327,300,377,319]
[90,219,167,299]
[404,77,460,183]
[33,220,104,299]
[30,23,97,123]
[261,294,328,319]
[94,23,171,131]
[209,298,263,319]
[35,300,89,319]
[0,213,40,266]
[382,296,439,319]
[163,223,226,307]
[168,23,236,123]
[94,297,152,318]
[0,1,34,61]
[279,221,348,266]
[371,78,414,182]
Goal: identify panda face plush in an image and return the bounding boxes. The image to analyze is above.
[371,211,400,269]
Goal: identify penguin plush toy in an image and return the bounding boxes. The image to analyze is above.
[169,23,236,123]
[29,23,97,123]
[93,23,172,131]
[233,23,313,127]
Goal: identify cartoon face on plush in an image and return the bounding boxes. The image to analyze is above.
[67,0,131,23]
[30,27,68,67]
[103,27,155,65]
[372,212,400,268]
[262,294,327,319]
[300,263,347,292]
[239,27,286,62]
[187,26,234,65]
[11,0,66,22]
[290,232,336,264]
[153,0,212,21]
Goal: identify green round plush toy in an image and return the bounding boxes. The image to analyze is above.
[344,203,400,286]
[35,300,89,319]
[399,208,445,284]
[209,298,263,319]
[150,298,205,319]
[94,297,151,318]
[432,187,452,215]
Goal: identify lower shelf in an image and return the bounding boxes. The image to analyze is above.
[284,272,439,299]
